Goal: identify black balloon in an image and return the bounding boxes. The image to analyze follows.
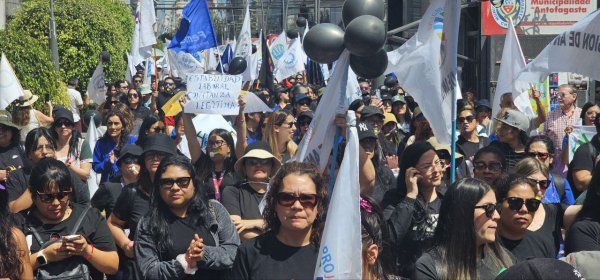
[350,50,388,79]
[344,15,386,57]
[303,23,345,64]
[286,28,300,39]
[228,57,247,75]
[342,0,385,27]
[100,51,110,63]
[204,70,222,75]
[296,17,307,27]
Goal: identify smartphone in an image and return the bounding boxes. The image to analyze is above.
[45,93,50,102]
[62,235,81,242]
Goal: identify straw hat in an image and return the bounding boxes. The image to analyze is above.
[234,141,281,173]
[16,90,39,107]
[0,110,20,129]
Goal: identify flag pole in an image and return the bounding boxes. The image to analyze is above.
[450,93,457,183]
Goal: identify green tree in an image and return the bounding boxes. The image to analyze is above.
[0,0,133,111]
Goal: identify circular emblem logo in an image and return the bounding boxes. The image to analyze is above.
[490,0,526,29]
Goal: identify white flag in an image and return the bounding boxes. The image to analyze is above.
[273,39,306,82]
[167,49,206,78]
[293,51,350,171]
[492,18,534,122]
[0,54,25,109]
[87,117,101,197]
[86,63,106,106]
[234,4,252,58]
[207,48,219,71]
[384,0,461,145]
[518,10,600,82]
[315,111,362,279]
[568,125,597,163]
[131,0,157,66]
[125,52,137,82]
[269,31,288,66]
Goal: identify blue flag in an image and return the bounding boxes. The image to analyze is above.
[168,0,217,53]
[217,44,233,73]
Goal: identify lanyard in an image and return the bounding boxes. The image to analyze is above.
[212,172,224,200]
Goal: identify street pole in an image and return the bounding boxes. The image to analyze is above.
[314,0,319,24]
[49,0,60,71]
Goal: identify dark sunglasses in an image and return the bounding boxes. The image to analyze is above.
[159,177,192,189]
[37,190,72,203]
[133,79,142,83]
[503,197,541,212]
[279,121,295,128]
[473,161,503,172]
[245,158,272,166]
[128,93,139,98]
[457,115,476,123]
[275,192,320,208]
[528,152,551,161]
[121,157,138,165]
[474,203,500,218]
[145,151,169,160]
[529,178,550,189]
[55,119,74,128]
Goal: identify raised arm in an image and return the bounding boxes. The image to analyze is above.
[235,94,248,159]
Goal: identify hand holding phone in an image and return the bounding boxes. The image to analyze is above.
[45,93,50,102]
[62,235,82,242]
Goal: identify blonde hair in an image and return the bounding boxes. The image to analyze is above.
[513,157,549,178]
[264,110,297,160]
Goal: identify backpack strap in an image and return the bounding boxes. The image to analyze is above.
[70,206,92,235]
[29,226,45,247]
[550,171,565,200]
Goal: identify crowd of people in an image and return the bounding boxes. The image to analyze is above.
[0,70,598,280]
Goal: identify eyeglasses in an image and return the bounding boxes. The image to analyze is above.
[557,92,574,99]
[55,119,74,128]
[528,152,551,161]
[275,192,320,208]
[503,197,541,212]
[529,178,550,189]
[457,115,476,123]
[245,158,272,166]
[473,161,503,172]
[360,87,370,91]
[145,151,169,161]
[474,203,500,218]
[279,121,295,128]
[128,93,139,98]
[165,82,175,86]
[416,159,446,174]
[37,190,72,203]
[207,140,226,148]
[35,144,55,152]
[133,79,142,84]
[159,177,192,189]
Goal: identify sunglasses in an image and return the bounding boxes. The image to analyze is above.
[503,197,541,212]
[275,192,320,208]
[474,203,500,218]
[128,93,139,98]
[473,161,503,172]
[529,178,550,189]
[528,152,551,161]
[457,115,476,123]
[55,119,74,128]
[121,157,138,165]
[165,82,175,86]
[145,151,169,161]
[159,177,192,189]
[245,158,272,166]
[133,80,142,83]
[280,121,295,128]
[37,190,72,203]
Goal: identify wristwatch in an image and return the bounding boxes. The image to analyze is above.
[36,250,48,266]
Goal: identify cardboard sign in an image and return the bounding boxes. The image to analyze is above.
[184,74,243,115]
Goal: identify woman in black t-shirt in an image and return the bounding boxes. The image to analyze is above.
[135,155,239,279]
[221,141,281,241]
[228,162,329,280]
[565,164,600,254]
[24,158,118,279]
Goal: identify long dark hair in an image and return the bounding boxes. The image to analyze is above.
[136,115,163,146]
[431,178,513,280]
[263,161,328,245]
[396,141,436,196]
[0,187,21,279]
[194,129,237,180]
[25,127,57,161]
[51,118,84,160]
[102,110,130,157]
[147,155,210,253]
[576,163,600,222]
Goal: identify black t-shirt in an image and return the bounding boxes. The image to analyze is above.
[23,204,117,280]
[220,181,265,219]
[90,181,124,218]
[0,143,25,172]
[414,250,500,280]
[500,203,563,262]
[565,219,600,254]
[457,135,491,160]
[130,105,151,121]
[111,185,150,240]
[201,170,243,201]
[156,91,174,118]
[7,167,90,206]
[227,231,318,280]
[568,139,599,197]
[488,141,525,173]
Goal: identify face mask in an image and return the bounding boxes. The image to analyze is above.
[209,151,228,158]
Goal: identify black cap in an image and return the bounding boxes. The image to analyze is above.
[294,93,310,103]
[384,76,398,88]
[117,144,143,166]
[381,93,392,101]
[357,122,377,141]
[141,134,176,155]
[476,99,492,111]
[495,258,584,280]
[298,111,314,121]
[360,106,384,121]
[53,107,74,123]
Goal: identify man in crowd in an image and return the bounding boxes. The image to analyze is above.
[66,77,84,132]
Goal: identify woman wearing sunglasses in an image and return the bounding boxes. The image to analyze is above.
[221,141,281,241]
[93,110,136,183]
[135,155,239,279]
[24,158,118,279]
[263,110,297,162]
[525,136,575,205]
[107,135,176,279]
[228,161,328,279]
[135,115,166,147]
[51,108,92,181]
[472,146,506,185]
[456,107,490,163]
[126,88,151,121]
[414,178,513,280]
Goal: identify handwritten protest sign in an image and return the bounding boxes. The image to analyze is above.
[184,74,242,115]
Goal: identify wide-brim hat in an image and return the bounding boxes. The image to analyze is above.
[117,144,143,166]
[53,107,74,123]
[141,134,176,155]
[17,90,39,107]
[0,110,19,129]
[234,141,281,173]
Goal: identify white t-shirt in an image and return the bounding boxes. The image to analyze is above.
[67,87,84,122]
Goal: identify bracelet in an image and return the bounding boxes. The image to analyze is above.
[84,244,94,261]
